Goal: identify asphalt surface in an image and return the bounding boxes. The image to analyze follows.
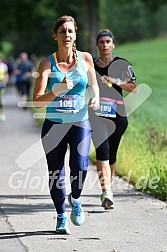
[0,86,166,252]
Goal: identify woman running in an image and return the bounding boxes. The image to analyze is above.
[89,29,137,209]
[33,15,99,234]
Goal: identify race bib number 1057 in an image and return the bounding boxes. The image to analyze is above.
[54,94,81,113]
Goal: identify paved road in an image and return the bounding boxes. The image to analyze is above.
[0,86,166,252]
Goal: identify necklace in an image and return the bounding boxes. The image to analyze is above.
[55,52,74,64]
[98,57,113,66]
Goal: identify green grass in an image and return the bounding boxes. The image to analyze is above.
[90,38,167,201]
[115,38,167,127]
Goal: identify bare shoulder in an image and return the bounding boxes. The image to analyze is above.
[80,51,93,61]
[38,57,51,71]
[79,51,94,67]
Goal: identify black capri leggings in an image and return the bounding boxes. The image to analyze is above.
[89,110,128,165]
[41,119,92,214]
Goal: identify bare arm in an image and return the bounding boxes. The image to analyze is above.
[121,80,138,93]
[33,58,73,108]
[102,76,138,93]
[81,52,99,109]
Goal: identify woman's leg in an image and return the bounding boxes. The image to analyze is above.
[66,120,92,226]
[96,159,111,192]
[108,116,128,180]
[41,120,69,214]
[92,117,116,209]
[91,115,112,193]
[110,162,117,179]
[68,120,92,199]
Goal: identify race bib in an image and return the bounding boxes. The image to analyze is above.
[54,94,81,113]
[95,97,117,118]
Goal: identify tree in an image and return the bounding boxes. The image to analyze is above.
[0,0,167,57]
[82,0,99,56]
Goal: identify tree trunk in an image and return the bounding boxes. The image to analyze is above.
[83,0,99,57]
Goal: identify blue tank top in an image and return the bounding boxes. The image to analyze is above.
[46,51,88,123]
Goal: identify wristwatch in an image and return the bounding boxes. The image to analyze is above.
[116,78,123,86]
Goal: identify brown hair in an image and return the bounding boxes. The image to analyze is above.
[52,15,78,67]
[52,15,78,34]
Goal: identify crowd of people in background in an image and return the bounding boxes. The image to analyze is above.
[0,52,38,120]
[0,55,9,121]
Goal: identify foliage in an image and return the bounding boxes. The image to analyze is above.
[0,0,84,57]
[117,121,167,201]
[1,0,167,57]
[99,0,167,44]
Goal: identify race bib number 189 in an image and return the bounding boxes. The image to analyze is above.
[95,97,117,118]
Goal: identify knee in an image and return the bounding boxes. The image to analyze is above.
[109,157,116,165]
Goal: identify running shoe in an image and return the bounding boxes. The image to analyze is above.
[68,193,85,226]
[101,190,114,210]
[56,214,70,235]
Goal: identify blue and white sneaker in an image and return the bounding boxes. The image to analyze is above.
[56,213,70,234]
[68,193,85,226]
